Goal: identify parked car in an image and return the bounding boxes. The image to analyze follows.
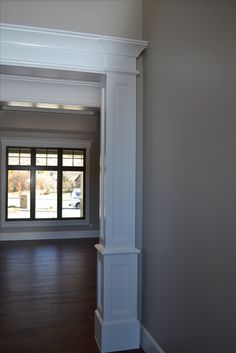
[68,188,81,209]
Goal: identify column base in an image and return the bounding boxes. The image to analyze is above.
[95,309,140,353]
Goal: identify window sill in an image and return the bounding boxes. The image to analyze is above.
[0,219,91,228]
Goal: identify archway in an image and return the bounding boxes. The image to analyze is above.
[0,23,147,352]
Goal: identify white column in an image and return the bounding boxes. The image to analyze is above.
[0,23,147,353]
[95,72,141,352]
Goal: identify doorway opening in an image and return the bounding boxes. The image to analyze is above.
[0,64,103,240]
[0,71,102,351]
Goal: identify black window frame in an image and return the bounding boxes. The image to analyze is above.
[6,146,86,221]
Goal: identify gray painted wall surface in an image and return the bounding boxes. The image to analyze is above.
[142,1,236,353]
[0,0,142,39]
[0,110,100,235]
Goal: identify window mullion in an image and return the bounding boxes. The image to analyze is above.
[31,148,36,220]
[57,149,63,219]
[83,149,86,219]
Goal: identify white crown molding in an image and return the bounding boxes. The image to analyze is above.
[0,23,147,50]
[0,23,148,75]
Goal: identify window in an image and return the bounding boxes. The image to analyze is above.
[6,146,86,221]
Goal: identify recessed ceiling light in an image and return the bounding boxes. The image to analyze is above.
[36,103,60,109]
[62,104,84,110]
[7,101,33,107]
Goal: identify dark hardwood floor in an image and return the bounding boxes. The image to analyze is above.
[0,238,143,353]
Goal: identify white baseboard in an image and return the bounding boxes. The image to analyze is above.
[95,309,140,353]
[141,325,165,353]
[0,230,99,241]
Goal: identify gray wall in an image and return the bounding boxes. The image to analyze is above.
[0,0,142,39]
[0,110,100,235]
[142,1,236,353]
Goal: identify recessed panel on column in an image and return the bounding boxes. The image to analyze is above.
[103,253,138,322]
[105,74,136,249]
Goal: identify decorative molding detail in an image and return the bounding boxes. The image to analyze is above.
[0,23,148,353]
[95,243,140,255]
[95,309,140,353]
[0,24,147,75]
[0,74,101,107]
[99,88,105,245]
[95,251,140,352]
[104,73,136,249]
[0,74,101,87]
[0,230,99,241]
[141,326,166,353]
[105,254,138,321]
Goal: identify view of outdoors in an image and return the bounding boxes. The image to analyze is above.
[6,147,85,220]
[62,171,84,218]
[7,170,31,219]
[35,170,58,219]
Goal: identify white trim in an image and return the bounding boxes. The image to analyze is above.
[0,24,147,75]
[141,326,166,353]
[99,87,105,245]
[0,23,147,49]
[0,23,148,353]
[0,74,101,87]
[95,309,140,353]
[95,243,140,255]
[0,137,92,227]
[0,230,99,241]
[0,74,101,107]
[0,137,92,148]
[1,219,90,228]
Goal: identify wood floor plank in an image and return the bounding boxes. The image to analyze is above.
[0,239,143,353]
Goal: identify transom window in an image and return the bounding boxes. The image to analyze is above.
[6,147,86,221]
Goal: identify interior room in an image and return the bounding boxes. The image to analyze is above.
[0,96,100,240]
[0,1,236,353]
[0,91,101,352]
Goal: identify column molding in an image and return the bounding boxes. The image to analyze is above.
[0,23,147,75]
[96,66,143,351]
[0,23,147,353]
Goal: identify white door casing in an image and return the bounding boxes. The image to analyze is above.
[0,24,147,352]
